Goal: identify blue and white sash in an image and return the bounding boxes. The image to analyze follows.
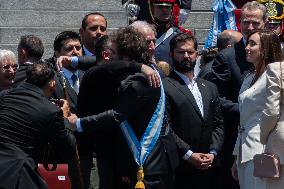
[155,27,176,48]
[120,76,165,168]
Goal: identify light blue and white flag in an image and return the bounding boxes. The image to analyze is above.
[204,0,237,48]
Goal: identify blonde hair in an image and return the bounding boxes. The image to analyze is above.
[157,61,170,76]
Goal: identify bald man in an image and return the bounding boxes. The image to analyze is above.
[217,30,243,51]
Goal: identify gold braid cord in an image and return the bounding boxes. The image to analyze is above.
[135,167,145,189]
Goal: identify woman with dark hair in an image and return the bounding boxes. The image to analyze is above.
[231,30,283,189]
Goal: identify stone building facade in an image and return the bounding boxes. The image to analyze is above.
[0,0,214,58]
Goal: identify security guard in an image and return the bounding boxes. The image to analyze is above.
[148,0,192,67]
[258,0,284,54]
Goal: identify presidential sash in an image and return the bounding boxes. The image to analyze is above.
[120,75,165,189]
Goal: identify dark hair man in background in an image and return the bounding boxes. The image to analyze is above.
[14,35,44,87]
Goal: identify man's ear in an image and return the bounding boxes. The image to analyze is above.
[54,51,60,58]
[19,48,27,59]
[49,79,56,92]
[102,51,110,61]
[170,51,173,58]
[79,28,84,36]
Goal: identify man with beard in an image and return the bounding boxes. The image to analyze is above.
[163,33,224,189]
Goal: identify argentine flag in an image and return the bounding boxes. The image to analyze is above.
[204,0,237,48]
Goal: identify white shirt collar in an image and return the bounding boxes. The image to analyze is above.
[174,70,196,85]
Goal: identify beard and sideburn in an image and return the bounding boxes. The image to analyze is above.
[172,58,196,73]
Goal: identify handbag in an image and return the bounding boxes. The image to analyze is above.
[253,62,284,178]
[38,164,71,189]
[38,143,71,188]
[253,153,280,178]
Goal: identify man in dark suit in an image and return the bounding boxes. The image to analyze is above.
[211,1,267,101]
[13,35,44,87]
[208,2,267,188]
[163,33,224,189]
[47,30,97,189]
[53,12,108,72]
[80,12,107,56]
[68,26,182,189]
[0,63,76,189]
[51,31,84,114]
[76,26,162,189]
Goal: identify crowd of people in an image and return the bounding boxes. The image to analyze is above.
[0,0,284,189]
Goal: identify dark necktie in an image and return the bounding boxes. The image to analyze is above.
[71,74,79,94]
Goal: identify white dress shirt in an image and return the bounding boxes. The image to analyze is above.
[175,70,207,160]
[175,70,204,117]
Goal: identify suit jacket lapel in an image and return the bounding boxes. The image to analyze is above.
[235,39,252,79]
[78,70,84,83]
[65,79,77,104]
[196,78,209,120]
[170,72,203,119]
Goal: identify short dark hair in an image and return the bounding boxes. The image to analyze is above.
[53,31,81,52]
[170,33,198,52]
[26,63,55,88]
[115,27,149,63]
[18,35,44,60]
[94,35,112,62]
[81,12,107,29]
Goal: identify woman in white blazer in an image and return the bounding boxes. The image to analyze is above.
[260,59,284,187]
[231,30,283,189]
